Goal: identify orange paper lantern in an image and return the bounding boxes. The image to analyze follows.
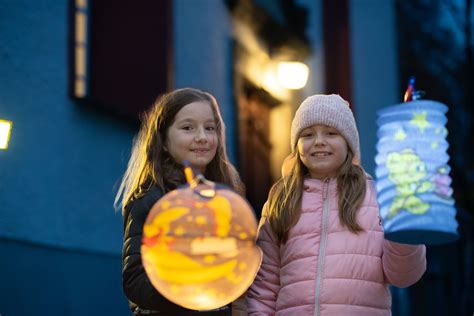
[141,177,262,311]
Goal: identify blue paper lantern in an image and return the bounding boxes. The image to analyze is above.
[375,100,458,245]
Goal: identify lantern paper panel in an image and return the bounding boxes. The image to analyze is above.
[141,181,262,311]
[375,100,458,245]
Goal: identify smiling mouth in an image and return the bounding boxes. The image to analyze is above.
[311,152,331,157]
[191,149,210,153]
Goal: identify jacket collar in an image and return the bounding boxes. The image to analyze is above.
[303,176,338,195]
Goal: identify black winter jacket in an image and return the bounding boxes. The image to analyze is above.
[122,186,231,316]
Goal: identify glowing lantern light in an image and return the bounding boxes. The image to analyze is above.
[0,120,12,150]
[142,166,262,310]
[277,61,309,89]
[375,78,458,245]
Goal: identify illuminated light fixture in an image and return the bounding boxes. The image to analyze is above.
[375,78,458,245]
[73,0,89,98]
[277,61,309,89]
[0,119,12,150]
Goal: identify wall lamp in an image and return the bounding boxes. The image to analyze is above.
[72,0,90,98]
[277,61,309,90]
[0,119,12,150]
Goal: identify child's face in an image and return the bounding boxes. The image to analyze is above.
[166,101,218,173]
[297,124,348,179]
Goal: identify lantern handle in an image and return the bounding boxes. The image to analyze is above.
[403,76,425,102]
[183,161,216,196]
[193,174,215,186]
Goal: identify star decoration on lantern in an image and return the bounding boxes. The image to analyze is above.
[435,127,448,137]
[195,215,207,225]
[394,128,407,141]
[175,226,186,236]
[204,255,216,263]
[410,111,430,133]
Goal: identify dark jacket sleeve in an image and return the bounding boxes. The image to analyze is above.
[122,187,170,310]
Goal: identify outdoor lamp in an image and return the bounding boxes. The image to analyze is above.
[73,0,89,98]
[375,80,458,245]
[141,165,262,310]
[0,119,12,150]
[277,61,309,89]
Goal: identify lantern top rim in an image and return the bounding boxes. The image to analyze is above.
[377,100,447,117]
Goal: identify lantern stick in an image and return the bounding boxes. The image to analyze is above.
[403,76,425,102]
[183,160,195,184]
[183,161,208,190]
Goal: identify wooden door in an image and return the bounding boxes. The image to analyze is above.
[237,83,279,217]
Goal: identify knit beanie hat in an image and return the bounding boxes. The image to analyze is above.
[290,94,360,163]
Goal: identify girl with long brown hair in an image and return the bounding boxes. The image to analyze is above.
[247,94,426,315]
[115,88,244,316]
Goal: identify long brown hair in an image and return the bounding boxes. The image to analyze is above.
[268,150,366,244]
[114,88,244,213]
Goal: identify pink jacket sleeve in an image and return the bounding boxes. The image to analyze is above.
[247,211,281,315]
[382,240,426,288]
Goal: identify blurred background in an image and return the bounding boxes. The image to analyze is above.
[0,0,472,315]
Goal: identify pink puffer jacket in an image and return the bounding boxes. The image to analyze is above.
[247,177,426,316]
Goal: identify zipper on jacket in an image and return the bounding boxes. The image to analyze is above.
[314,178,330,316]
